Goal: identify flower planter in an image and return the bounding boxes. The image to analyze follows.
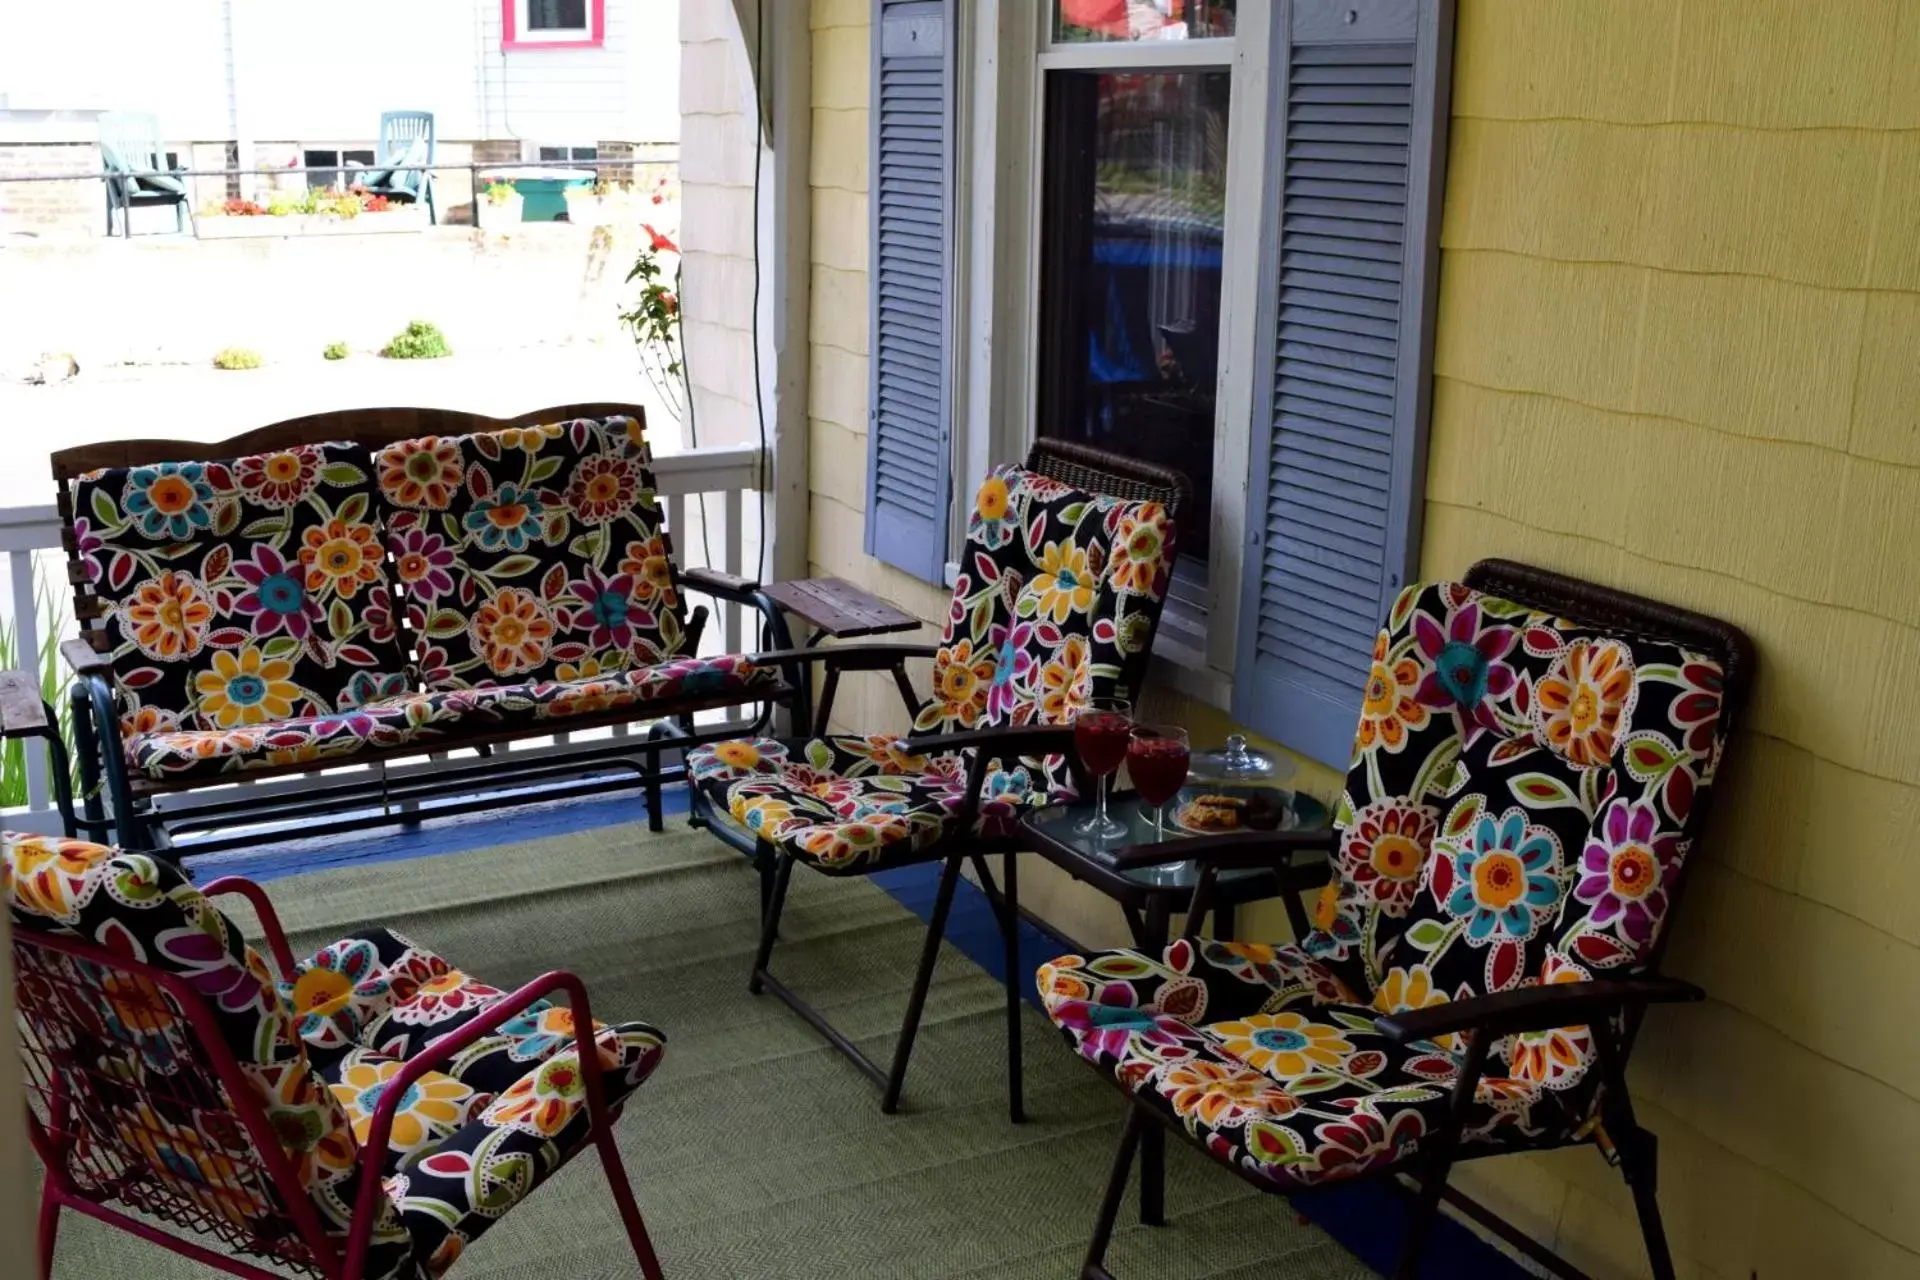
[563,193,606,227]
[195,206,430,239]
[483,193,526,227]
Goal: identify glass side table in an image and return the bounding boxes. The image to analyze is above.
[1019,788,1334,950]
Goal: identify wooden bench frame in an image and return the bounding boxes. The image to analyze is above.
[51,402,800,858]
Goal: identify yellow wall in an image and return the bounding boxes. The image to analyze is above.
[1427,2,1920,1276]
[806,1,1920,1275]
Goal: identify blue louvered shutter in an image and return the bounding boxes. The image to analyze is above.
[863,0,956,583]
[1233,0,1456,766]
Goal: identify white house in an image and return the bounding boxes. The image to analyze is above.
[0,0,680,228]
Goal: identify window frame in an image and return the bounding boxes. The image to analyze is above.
[501,0,605,51]
[955,0,1274,710]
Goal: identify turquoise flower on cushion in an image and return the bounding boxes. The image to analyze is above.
[464,482,546,552]
[1443,808,1563,944]
[124,462,216,540]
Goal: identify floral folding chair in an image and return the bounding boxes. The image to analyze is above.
[688,440,1186,1118]
[1038,560,1753,1280]
[7,834,668,1279]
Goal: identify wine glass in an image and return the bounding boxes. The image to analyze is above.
[1127,724,1191,844]
[1072,697,1133,842]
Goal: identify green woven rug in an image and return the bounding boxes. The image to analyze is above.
[55,825,1372,1280]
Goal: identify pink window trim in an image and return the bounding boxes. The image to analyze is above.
[501,0,606,50]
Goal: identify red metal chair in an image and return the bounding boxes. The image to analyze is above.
[8,833,667,1279]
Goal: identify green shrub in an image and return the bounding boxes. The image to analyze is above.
[323,341,350,361]
[380,320,451,360]
[213,347,262,370]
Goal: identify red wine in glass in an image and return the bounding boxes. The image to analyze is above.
[1128,725,1191,843]
[1073,697,1132,841]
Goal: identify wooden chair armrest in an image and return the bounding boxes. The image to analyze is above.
[61,638,112,677]
[748,642,941,669]
[680,565,761,596]
[0,671,50,737]
[1375,976,1706,1045]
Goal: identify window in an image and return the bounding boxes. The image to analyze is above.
[1037,69,1229,568]
[302,148,375,192]
[946,0,1451,741]
[536,145,599,164]
[502,0,604,50]
[1054,0,1235,44]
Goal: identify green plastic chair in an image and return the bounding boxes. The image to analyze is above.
[98,111,190,238]
[351,111,436,224]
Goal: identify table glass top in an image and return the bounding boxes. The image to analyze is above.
[1023,790,1333,889]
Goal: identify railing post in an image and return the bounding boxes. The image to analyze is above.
[8,549,48,816]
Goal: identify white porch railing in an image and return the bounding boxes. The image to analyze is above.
[0,443,769,827]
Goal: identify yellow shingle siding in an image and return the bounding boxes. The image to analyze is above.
[795,1,1920,1271]
[1430,8,1920,1267]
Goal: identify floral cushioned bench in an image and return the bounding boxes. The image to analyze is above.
[56,404,787,849]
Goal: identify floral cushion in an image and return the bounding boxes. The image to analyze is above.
[1039,579,1735,1169]
[3,834,416,1280]
[376,417,689,691]
[687,733,1061,872]
[907,466,1178,800]
[1038,938,1572,1191]
[1318,581,1728,1098]
[124,692,464,781]
[122,655,779,782]
[73,443,411,736]
[445,652,780,725]
[283,927,665,1275]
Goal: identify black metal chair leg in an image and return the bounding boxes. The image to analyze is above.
[1394,1029,1490,1280]
[1138,1122,1165,1226]
[1002,850,1024,1123]
[642,724,665,833]
[880,852,964,1115]
[1082,1106,1144,1280]
[748,849,794,996]
[1596,1026,1677,1280]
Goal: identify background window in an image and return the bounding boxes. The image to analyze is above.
[528,0,587,33]
[303,148,375,190]
[1055,0,1235,44]
[1037,69,1230,566]
[537,145,599,164]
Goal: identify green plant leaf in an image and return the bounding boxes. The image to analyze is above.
[89,489,119,527]
[1405,919,1449,952]
[428,609,467,638]
[338,491,369,526]
[262,635,300,661]
[239,517,286,540]
[329,599,352,637]
[320,462,365,487]
[528,456,563,484]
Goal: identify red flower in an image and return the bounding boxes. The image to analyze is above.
[643,223,678,253]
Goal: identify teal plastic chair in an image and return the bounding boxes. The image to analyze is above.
[352,111,436,223]
[98,111,190,238]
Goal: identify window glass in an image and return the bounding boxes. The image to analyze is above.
[1054,0,1234,44]
[1037,70,1230,563]
[528,0,588,32]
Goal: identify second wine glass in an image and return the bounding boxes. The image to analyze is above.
[1127,724,1191,845]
